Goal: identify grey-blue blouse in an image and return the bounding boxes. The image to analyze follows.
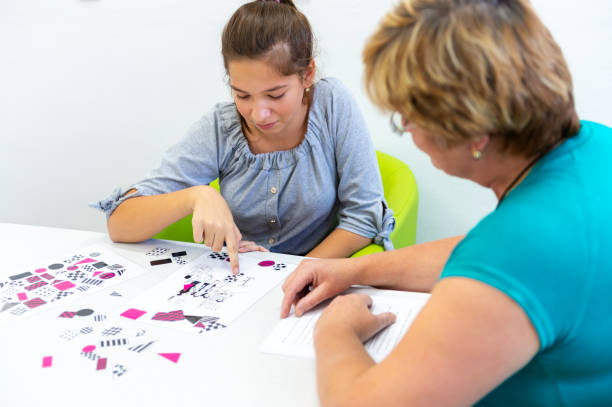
[92,78,395,255]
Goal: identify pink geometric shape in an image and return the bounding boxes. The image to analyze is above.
[54,281,76,291]
[42,356,53,368]
[35,268,47,273]
[96,357,107,370]
[120,308,147,320]
[258,260,275,267]
[24,297,46,308]
[82,345,96,353]
[75,258,96,265]
[67,266,79,271]
[41,273,54,280]
[183,283,195,291]
[92,271,102,277]
[159,353,181,364]
[195,322,205,329]
[17,292,27,301]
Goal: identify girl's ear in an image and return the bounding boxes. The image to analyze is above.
[302,59,316,88]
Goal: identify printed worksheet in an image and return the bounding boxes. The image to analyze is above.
[260,288,430,362]
[116,250,297,335]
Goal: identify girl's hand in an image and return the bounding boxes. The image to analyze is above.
[238,240,269,253]
[190,185,242,274]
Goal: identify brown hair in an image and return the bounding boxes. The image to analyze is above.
[363,0,580,156]
[222,0,314,81]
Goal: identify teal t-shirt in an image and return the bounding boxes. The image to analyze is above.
[441,121,612,406]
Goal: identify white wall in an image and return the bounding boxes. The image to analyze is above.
[1,0,611,243]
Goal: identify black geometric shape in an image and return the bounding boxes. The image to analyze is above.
[171,251,187,257]
[9,272,32,281]
[150,258,172,266]
[48,264,64,270]
[184,315,204,325]
[93,262,107,269]
[76,308,94,317]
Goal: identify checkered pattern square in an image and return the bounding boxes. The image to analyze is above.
[152,310,185,321]
[26,276,41,283]
[25,281,48,291]
[81,264,96,273]
[64,254,84,263]
[101,327,122,336]
[67,271,85,281]
[51,291,74,302]
[10,306,27,315]
[80,326,94,334]
[146,247,169,256]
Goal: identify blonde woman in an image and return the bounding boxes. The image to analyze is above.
[281,0,612,405]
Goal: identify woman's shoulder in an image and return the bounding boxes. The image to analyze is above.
[313,77,356,104]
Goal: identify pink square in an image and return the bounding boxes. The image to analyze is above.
[120,308,147,320]
[42,356,53,368]
[54,281,76,291]
[17,292,27,301]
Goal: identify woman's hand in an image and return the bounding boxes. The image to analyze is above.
[190,185,242,274]
[280,258,360,318]
[238,240,269,253]
[314,293,396,343]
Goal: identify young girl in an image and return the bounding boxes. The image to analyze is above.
[91,0,394,274]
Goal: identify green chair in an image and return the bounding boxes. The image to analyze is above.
[154,151,418,256]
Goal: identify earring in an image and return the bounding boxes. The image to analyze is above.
[472,150,482,161]
[305,87,311,92]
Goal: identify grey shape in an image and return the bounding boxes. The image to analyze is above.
[48,264,64,270]
[9,272,32,281]
[1,302,19,312]
[76,308,94,317]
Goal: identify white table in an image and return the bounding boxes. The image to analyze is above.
[0,223,318,407]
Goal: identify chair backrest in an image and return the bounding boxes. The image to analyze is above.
[154,151,419,256]
[351,151,418,257]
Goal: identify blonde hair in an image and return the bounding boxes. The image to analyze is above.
[363,0,580,155]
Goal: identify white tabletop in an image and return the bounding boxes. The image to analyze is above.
[0,223,318,407]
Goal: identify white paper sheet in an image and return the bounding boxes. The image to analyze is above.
[117,250,298,335]
[260,288,430,363]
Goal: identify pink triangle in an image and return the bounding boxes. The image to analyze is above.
[159,353,181,364]
[75,258,97,265]
[93,271,102,277]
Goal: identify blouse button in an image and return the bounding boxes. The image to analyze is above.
[268,238,275,244]
[270,187,278,194]
[269,218,277,224]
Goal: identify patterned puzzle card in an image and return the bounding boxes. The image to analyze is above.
[0,243,147,325]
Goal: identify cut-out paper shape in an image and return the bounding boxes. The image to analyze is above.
[184,315,204,325]
[54,281,76,291]
[92,271,102,278]
[129,341,155,353]
[81,278,102,286]
[152,310,185,321]
[159,353,181,364]
[34,268,46,273]
[26,276,41,283]
[93,262,107,269]
[172,251,187,257]
[59,311,75,318]
[82,345,96,353]
[258,260,275,267]
[195,322,205,329]
[99,272,115,279]
[100,338,128,347]
[24,297,46,309]
[9,272,32,281]
[1,302,18,312]
[76,308,94,317]
[40,273,54,280]
[75,258,97,265]
[42,356,53,368]
[66,266,79,271]
[150,258,172,266]
[17,292,28,301]
[120,308,147,320]
[89,252,101,257]
[48,264,64,270]
[96,358,107,371]
[110,291,122,297]
[80,327,93,334]
[25,281,47,291]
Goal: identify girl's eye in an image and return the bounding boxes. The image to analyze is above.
[269,93,286,100]
[236,94,249,100]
